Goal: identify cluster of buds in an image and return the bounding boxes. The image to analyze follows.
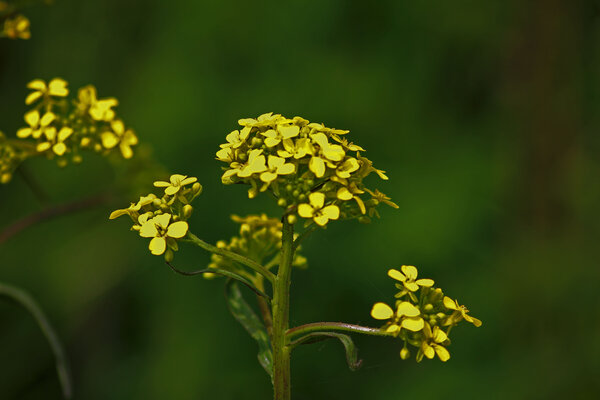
[0,78,138,177]
[206,214,307,280]
[109,174,202,260]
[371,265,481,362]
[216,113,398,227]
[0,131,30,183]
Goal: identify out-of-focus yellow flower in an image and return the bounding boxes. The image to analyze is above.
[17,110,55,139]
[260,124,300,148]
[298,192,339,226]
[3,14,30,40]
[138,213,188,255]
[260,155,295,184]
[388,266,434,292]
[77,85,118,121]
[36,126,73,156]
[154,174,198,196]
[100,119,138,159]
[25,78,69,105]
[418,324,450,362]
[443,297,482,327]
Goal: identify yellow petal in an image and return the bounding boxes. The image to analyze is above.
[17,128,32,138]
[396,301,420,317]
[432,327,448,343]
[167,221,188,238]
[371,302,394,320]
[149,237,167,255]
[386,324,400,333]
[111,119,125,135]
[101,132,119,149]
[309,156,326,178]
[277,163,295,175]
[434,345,450,362]
[139,221,158,237]
[278,125,300,139]
[260,129,277,139]
[422,343,435,359]
[416,278,434,287]
[27,79,46,91]
[165,186,180,195]
[153,180,170,188]
[40,112,55,127]
[120,143,133,159]
[443,297,458,310]
[313,213,330,226]
[52,143,67,156]
[181,177,197,186]
[58,127,73,141]
[109,209,129,219]
[401,265,418,280]
[308,192,325,209]
[297,204,314,218]
[24,110,39,127]
[48,78,68,96]
[321,205,339,220]
[154,213,171,228]
[337,187,353,201]
[465,315,483,327]
[260,171,277,183]
[402,317,425,332]
[36,142,51,152]
[404,282,420,292]
[25,91,43,105]
[264,136,280,148]
[387,268,406,282]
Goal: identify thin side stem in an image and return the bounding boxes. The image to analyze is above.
[0,193,111,245]
[17,165,51,205]
[287,322,389,341]
[0,282,72,399]
[185,232,276,284]
[271,219,294,400]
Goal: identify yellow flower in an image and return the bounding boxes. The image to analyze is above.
[238,112,287,128]
[370,301,425,333]
[332,136,365,152]
[357,153,388,180]
[336,157,360,179]
[138,213,188,255]
[443,297,482,327]
[220,127,252,149]
[3,15,30,40]
[77,85,118,121]
[388,265,434,293]
[25,78,69,105]
[100,119,138,159]
[16,110,55,139]
[298,192,340,226]
[365,188,399,209]
[260,124,300,147]
[154,174,198,196]
[216,147,235,163]
[308,132,345,178]
[36,126,73,156]
[336,182,366,214]
[418,323,450,362]
[109,193,157,220]
[260,155,295,184]
[237,149,267,178]
[277,137,312,159]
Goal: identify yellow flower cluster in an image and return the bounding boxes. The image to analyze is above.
[1,13,30,39]
[370,265,481,362]
[217,113,398,227]
[206,214,307,279]
[9,78,138,169]
[109,174,202,259]
[0,131,29,184]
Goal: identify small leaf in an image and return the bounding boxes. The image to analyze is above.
[225,280,274,381]
[290,332,363,371]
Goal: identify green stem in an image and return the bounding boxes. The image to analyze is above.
[185,232,276,284]
[271,219,294,400]
[287,322,389,341]
[0,282,72,399]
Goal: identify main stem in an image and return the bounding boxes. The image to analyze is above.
[272,218,294,400]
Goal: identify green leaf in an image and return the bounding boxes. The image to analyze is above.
[290,332,363,371]
[0,281,72,399]
[225,279,274,381]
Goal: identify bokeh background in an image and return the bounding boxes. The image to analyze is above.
[1,0,599,399]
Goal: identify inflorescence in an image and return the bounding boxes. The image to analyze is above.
[216,113,399,227]
[371,265,481,362]
[0,78,138,184]
[109,174,202,260]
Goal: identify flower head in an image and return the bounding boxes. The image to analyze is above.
[297,192,340,226]
[17,110,55,139]
[3,15,30,40]
[154,174,198,196]
[77,85,118,121]
[100,119,138,159]
[443,297,482,327]
[417,323,450,362]
[139,213,188,255]
[388,265,434,293]
[25,78,69,105]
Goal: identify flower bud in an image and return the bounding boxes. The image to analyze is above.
[182,204,193,218]
[287,214,297,224]
[400,347,410,360]
[164,248,174,263]
[192,182,203,195]
[277,198,287,207]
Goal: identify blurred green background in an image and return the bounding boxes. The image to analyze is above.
[1,0,599,399]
